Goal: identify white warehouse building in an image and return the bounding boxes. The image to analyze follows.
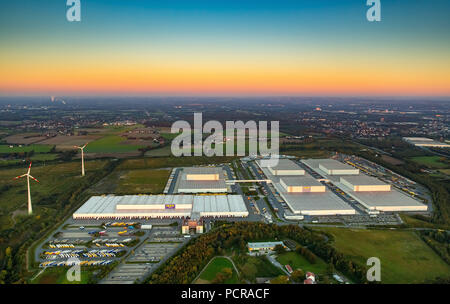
[176,167,228,193]
[267,159,305,176]
[340,175,391,192]
[280,176,326,193]
[73,195,248,219]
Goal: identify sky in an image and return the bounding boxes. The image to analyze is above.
[0,0,449,97]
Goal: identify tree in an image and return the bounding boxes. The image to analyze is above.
[290,269,305,283]
[326,263,335,276]
[271,275,289,284]
[273,244,286,254]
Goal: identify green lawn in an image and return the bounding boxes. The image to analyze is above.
[410,156,449,169]
[84,135,145,153]
[197,257,239,284]
[233,255,283,282]
[115,169,170,194]
[0,144,54,153]
[276,251,328,275]
[144,145,173,157]
[315,227,450,284]
[31,267,93,284]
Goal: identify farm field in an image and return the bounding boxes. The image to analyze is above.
[0,144,54,153]
[314,227,450,284]
[117,156,235,170]
[3,133,47,145]
[195,257,239,284]
[276,251,328,276]
[438,169,450,177]
[144,145,172,157]
[410,156,449,169]
[39,135,101,150]
[116,169,170,194]
[84,135,146,153]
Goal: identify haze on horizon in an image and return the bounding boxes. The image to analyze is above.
[0,0,449,97]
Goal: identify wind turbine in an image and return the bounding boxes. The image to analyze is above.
[13,162,39,215]
[74,143,88,176]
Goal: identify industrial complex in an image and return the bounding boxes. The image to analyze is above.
[403,137,450,148]
[256,159,356,216]
[301,158,428,213]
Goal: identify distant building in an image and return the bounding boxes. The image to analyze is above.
[247,241,285,253]
[403,137,450,148]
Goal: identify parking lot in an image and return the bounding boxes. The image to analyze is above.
[128,242,180,263]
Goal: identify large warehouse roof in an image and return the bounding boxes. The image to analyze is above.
[343,189,428,212]
[73,195,248,218]
[183,167,223,174]
[340,175,388,186]
[192,195,248,213]
[178,178,227,190]
[267,159,303,170]
[280,176,323,187]
[280,191,356,215]
[175,166,229,193]
[317,159,360,175]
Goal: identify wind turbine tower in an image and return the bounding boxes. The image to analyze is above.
[13,162,39,215]
[75,143,88,176]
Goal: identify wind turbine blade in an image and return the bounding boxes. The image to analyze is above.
[74,145,81,149]
[13,174,27,180]
[82,143,88,149]
[29,175,40,183]
[28,162,32,174]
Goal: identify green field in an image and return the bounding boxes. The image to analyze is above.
[315,227,450,283]
[0,144,54,153]
[197,257,239,284]
[117,156,236,170]
[84,135,145,153]
[0,160,108,230]
[144,145,172,157]
[31,267,93,284]
[410,156,449,169]
[276,251,328,275]
[115,169,170,194]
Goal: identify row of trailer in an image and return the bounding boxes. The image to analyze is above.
[49,244,75,248]
[44,249,123,259]
[105,222,138,227]
[39,260,114,268]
